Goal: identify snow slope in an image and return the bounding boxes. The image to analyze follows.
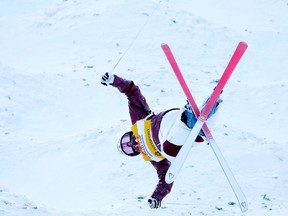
[0,0,287,215]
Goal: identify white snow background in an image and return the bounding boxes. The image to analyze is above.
[0,0,287,215]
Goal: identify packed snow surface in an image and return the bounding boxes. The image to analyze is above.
[0,0,287,215]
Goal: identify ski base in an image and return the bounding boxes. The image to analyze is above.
[161,42,248,212]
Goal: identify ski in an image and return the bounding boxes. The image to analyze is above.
[161,42,248,212]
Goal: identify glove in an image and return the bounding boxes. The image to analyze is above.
[147,198,161,209]
[101,72,114,86]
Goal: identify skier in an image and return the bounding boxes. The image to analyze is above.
[100,72,222,209]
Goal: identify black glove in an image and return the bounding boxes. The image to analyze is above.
[100,72,114,86]
[148,198,161,209]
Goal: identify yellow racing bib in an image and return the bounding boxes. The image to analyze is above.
[131,119,165,162]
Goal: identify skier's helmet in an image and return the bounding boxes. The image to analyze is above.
[118,131,140,156]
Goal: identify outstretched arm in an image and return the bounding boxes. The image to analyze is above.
[148,159,174,208]
[101,72,151,124]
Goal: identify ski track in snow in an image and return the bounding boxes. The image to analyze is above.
[0,0,287,215]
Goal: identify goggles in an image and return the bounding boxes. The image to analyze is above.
[119,131,140,157]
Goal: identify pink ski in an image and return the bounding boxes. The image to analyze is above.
[161,42,248,212]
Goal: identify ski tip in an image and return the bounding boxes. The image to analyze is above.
[239,41,248,49]
[161,43,169,49]
[165,172,175,184]
[161,43,171,53]
[240,201,248,212]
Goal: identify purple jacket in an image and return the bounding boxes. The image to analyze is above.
[112,75,173,202]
